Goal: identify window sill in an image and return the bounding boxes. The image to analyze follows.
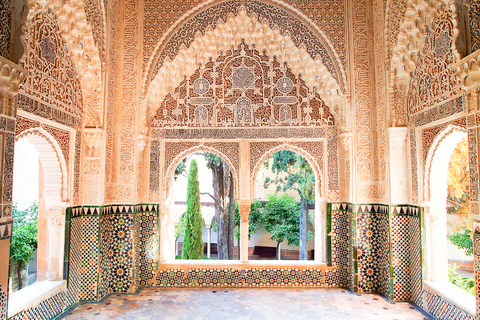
[424,280,475,316]
[8,280,66,317]
[161,260,327,268]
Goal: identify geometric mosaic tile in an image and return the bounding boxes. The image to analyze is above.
[99,211,134,298]
[424,291,474,320]
[1,284,6,320]
[7,290,76,320]
[69,207,100,302]
[475,231,480,320]
[355,204,389,293]
[135,211,158,287]
[329,203,352,288]
[155,267,327,287]
[409,212,423,308]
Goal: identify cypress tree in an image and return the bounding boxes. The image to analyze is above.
[182,159,204,259]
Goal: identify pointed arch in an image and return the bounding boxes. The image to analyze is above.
[142,2,346,132]
[15,127,68,206]
[164,145,239,201]
[250,143,323,199]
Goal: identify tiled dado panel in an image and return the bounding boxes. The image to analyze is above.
[474,226,480,320]
[327,203,353,288]
[134,205,159,287]
[98,205,135,299]
[390,206,422,302]
[424,291,474,320]
[66,207,100,301]
[409,208,423,308]
[7,290,76,320]
[1,284,6,320]
[67,204,159,301]
[155,267,329,287]
[354,204,389,293]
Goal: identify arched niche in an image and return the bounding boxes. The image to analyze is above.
[423,124,467,282]
[14,127,68,281]
[250,143,326,263]
[160,145,239,262]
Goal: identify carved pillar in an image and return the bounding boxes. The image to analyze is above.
[159,199,174,262]
[388,127,409,204]
[45,206,66,281]
[103,0,141,204]
[82,129,103,205]
[315,197,327,263]
[0,57,24,319]
[424,201,448,282]
[350,0,388,203]
[237,200,252,263]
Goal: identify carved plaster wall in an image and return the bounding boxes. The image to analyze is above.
[19,8,83,128]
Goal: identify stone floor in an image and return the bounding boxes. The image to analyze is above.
[63,287,432,320]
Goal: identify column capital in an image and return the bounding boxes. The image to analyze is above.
[45,206,65,226]
[237,199,253,222]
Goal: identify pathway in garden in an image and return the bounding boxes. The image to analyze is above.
[62,287,432,319]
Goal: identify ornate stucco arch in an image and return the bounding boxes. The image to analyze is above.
[250,143,324,200]
[142,0,347,132]
[424,124,466,202]
[15,127,68,205]
[423,124,466,283]
[164,145,239,200]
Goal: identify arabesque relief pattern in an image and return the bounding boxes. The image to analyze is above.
[153,41,334,128]
[15,116,71,171]
[0,1,10,59]
[352,0,386,202]
[407,11,460,116]
[421,117,466,167]
[470,0,480,52]
[389,0,444,127]
[19,9,83,127]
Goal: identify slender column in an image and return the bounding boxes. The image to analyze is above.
[206,224,211,259]
[388,128,409,204]
[159,199,174,262]
[46,207,66,280]
[238,200,252,263]
[315,197,327,263]
[424,201,448,282]
[0,58,25,319]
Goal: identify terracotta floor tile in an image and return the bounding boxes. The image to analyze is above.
[63,287,432,319]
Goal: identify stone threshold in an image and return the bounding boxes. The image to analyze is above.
[7,280,65,317]
[423,280,475,316]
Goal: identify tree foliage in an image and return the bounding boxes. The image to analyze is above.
[259,194,312,252]
[175,213,186,239]
[448,226,473,256]
[447,138,472,255]
[263,150,314,259]
[264,150,315,203]
[182,160,204,259]
[449,263,474,295]
[10,201,38,290]
[10,201,38,263]
[447,137,469,217]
